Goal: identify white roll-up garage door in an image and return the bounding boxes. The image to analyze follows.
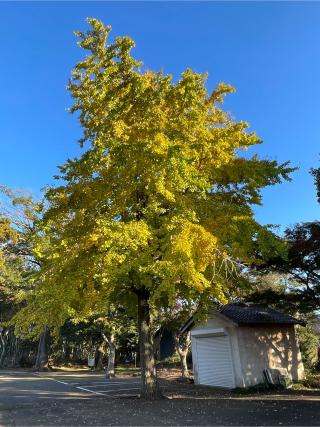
[195,335,235,388]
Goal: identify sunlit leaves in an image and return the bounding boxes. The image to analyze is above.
[18,18,294,331]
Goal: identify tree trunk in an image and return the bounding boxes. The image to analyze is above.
[96,341,106,371]
[173,331,191,378]
[34,325,49,370]
[104,332,116,378]
[0,328,8,368]
[137,288,162,400]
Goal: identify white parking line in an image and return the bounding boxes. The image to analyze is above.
[33,373,104,395]
[32,373,140,397]
[63,382,80,386]
[76,386,106,396]
[33,374,69,386]
[51,379,69,385]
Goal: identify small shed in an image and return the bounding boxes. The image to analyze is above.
[181,303,305,388]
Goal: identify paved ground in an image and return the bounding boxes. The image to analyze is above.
[33,371,142,398]
[1,370,320,426]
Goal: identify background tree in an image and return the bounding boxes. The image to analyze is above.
[52,313,137,372]
[252,167,320,312]
[156,300,194,378]
[296,323,319,371]
[245,271,317,315]
[0,187,41,367]
[311,164,320,203]
[17,18,293,399]
[0,187,139,370]
[94,308,137,378]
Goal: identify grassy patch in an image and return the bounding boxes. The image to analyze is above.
[115,366,140,376]
[50,365,89,372]
[292,373,320,390]
[157,353,181,365]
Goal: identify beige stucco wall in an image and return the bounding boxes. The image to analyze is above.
[236,325,305,387]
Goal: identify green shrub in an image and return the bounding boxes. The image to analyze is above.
[232,383,284,395]
[157,352,180,365]
[292,373,320,390]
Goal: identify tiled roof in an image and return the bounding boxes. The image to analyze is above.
[219,303,306,326]
[180,303,306,332]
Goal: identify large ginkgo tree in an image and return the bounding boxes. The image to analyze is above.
[16,19,294,399]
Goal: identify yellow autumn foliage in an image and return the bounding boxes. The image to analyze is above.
[14,18,292,333]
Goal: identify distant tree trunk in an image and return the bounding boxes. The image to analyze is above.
[137,288,162,400]
[153,329,162,361]
[173,331,191,378]
[103,331,116,378]
[0,328,8,368]
[96,340,106,371]
[34,325,49,370]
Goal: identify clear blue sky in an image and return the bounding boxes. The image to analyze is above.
[0,1,319,232]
